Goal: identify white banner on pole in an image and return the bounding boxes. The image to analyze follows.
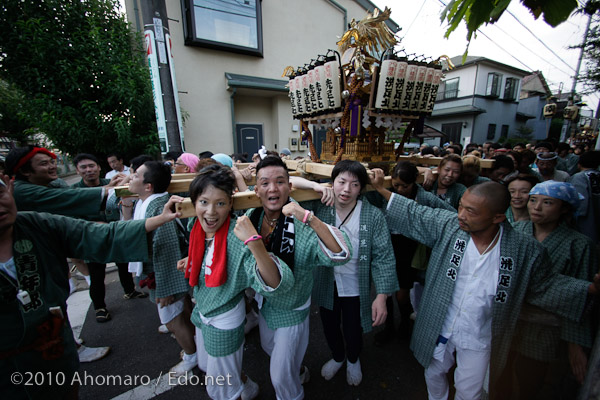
[166,33,185,150]
[145,30,168,152]
[153,18,167,65]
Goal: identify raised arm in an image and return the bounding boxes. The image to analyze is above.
[289,176,334,206]
[282,202,342,253]
[417,166,436,190]
[144,196,184,232]
[369,168,393,202]
[234,215,281,287]
[231,164,249,192]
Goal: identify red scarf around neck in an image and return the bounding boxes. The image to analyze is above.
[185,216,230,287]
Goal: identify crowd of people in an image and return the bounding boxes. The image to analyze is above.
[1,138,599,400]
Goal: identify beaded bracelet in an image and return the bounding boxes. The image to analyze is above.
[244,234,263,245]
[302,210,310,224]
[119,200,133,208]
[302,210,314,225]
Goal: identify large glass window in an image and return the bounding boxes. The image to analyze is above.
[504,78,519,101]
[486,73,501,97]
[443,78,459,99]
[182,0,263,57]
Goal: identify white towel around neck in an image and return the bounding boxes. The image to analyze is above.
[128,193,169,276]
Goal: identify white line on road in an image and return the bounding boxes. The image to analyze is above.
[66,289,92,340]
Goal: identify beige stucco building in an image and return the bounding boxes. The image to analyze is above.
[124,0,398,158]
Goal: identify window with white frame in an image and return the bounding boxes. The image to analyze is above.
[486,73,502,97]
[443,78,459,99]
[182,0,263,57]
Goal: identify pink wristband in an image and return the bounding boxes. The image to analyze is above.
[302,210,311,224]
[244,234,262,245]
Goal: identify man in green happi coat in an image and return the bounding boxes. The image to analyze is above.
[250,156,351,400]
[370,171,600,400]
[5,146,122,219]
[0,174,183,399]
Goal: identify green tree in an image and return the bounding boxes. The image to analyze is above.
[514,125,533,139]
[0,80,35,143]
[0,0,159,159]
[579,8,600,93]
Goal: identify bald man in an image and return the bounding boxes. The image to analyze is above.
[370,172,600,400]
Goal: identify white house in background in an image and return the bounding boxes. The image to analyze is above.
[124,0,399,158]
[425,56,529,147]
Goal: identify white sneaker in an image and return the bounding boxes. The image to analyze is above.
[299,365,310,384]
[244,310,259,334]
[170,352,197,376]
[241,376,259,400]
[346,359,362,386]
[158,324,169,334]
[78,345,110,363]
[321,358,343,380]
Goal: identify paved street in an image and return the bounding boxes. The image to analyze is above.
[68,270,427,399]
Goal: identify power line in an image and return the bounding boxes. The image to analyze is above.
[434,0,581,79]
[402,0,428,37]
[475,30,534,71]
[434,0,533,70]
[434,0,600,110]
[489,23,575,77]
[506,10,577,73]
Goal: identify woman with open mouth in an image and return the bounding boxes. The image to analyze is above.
[178,164,294,400]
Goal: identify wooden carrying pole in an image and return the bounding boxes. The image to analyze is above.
[115,160,431,218]
[174,177,398,218]
[114,171,302,197]
[396,155,495,169]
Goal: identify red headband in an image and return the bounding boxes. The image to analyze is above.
[13,147,57,175]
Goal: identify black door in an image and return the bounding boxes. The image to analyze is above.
[441,123,462,144]
[236,124,263,156]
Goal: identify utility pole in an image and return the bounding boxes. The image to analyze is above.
[570,14,592,98]
[560,12,592,142]
[140,0,184,153]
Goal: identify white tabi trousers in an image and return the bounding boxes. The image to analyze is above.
[195,326,244,400]
[258,313,309,400]
[424,338,490,400]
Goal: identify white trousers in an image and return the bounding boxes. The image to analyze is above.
[258,313,309,400]
[424,339,490,400]
[195,326,244,400]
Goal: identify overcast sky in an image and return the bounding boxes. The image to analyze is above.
[372,0,599,116]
